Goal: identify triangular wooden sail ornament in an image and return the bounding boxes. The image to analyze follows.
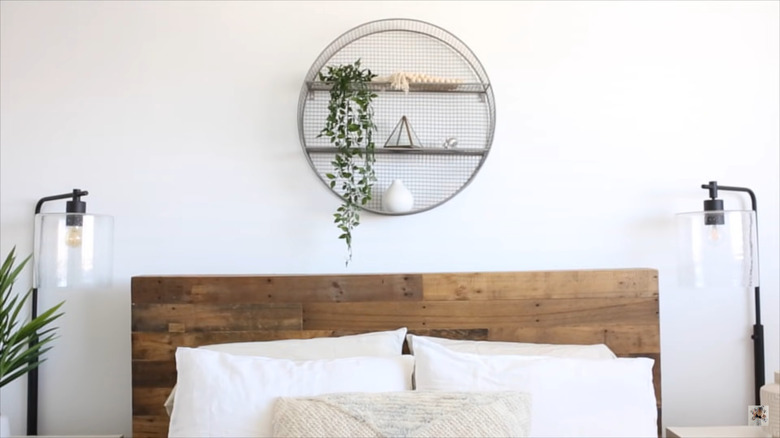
[384,116,422,148]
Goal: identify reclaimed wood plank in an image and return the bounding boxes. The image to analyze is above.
[488,324,660,355]
[302,298,659,330]
[132,274,423,304]
[422,269,658,301]
[488,325,609,345]
[190,274,423,303]
[131,277,195,304]
[132,330,387,361]
[133,360,176,388]
[131,303,302,332]
[605,325,661,355]
[132,387,170,416]
[132,415,168,438]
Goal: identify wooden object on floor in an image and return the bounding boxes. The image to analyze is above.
[131,268,660,437]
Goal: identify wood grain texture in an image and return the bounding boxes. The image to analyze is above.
[132,388,171,416]
[131,274,423,304]
[302,298,658,330]
[131,269,661,437]
[133,330,356,361]
[422,269,658,300]
[488,323,661,354]
[131,303,302,332]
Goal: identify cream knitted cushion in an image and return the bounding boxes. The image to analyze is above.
[272,391,531,438]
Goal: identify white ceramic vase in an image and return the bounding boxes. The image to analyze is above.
[761,371,780,438]
[382,179,414,213]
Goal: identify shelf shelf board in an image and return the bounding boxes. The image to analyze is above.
[305,147,486,156]
[306,81,490,94]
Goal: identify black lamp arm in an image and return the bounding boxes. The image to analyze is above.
[35,189,88,215]
[701,181,757,212]
[700,181,764,405]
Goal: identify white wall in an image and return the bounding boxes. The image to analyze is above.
[1,1,777,436]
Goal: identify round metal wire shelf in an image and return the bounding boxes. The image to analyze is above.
[298,18,495,215]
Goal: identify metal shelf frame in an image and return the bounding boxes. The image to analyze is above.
[298,19,495,215]
[306,81,492,95]
[305,147,487,156]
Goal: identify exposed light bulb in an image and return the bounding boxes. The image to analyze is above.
[66,225,83,247]
[708,225,720,242]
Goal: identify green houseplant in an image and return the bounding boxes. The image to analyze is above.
[318,59,379,266]
[0,247,64,389]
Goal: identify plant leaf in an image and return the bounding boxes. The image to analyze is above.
[317,60,379,266]
[0,247,65,389]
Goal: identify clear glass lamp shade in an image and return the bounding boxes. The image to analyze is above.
[34,213,114,289]
[676,210,759,289]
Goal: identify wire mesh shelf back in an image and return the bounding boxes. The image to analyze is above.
[298,19,496,215]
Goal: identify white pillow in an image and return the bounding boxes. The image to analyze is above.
[165,328,407,415]
[204,328,407,358]
[412,336,657,438]
[168,347,415,437]
[406,334,616,359]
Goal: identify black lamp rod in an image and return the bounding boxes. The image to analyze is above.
[701,181,764,405]
[28,188,89,436]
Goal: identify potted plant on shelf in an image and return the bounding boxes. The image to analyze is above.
[0,247,64,434]
[317,59,378,266]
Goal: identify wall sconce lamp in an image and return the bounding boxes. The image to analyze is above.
[676,181,764,404]
[28,189,113,435]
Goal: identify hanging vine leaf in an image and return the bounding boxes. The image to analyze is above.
[317,59,378,266]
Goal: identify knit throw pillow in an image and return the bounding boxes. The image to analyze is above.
[272,391,531,438]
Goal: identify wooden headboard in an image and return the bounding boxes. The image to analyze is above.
[131,268,660,437]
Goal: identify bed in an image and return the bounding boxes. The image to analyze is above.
[131,268,661,437]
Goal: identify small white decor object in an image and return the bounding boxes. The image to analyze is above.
[382,180,414,213]
[761,370,780,438]
[373,72,463,93]
[442,137,459,149]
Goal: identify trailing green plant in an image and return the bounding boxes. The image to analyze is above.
[0,247,64,388]
[317,59,378,266]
